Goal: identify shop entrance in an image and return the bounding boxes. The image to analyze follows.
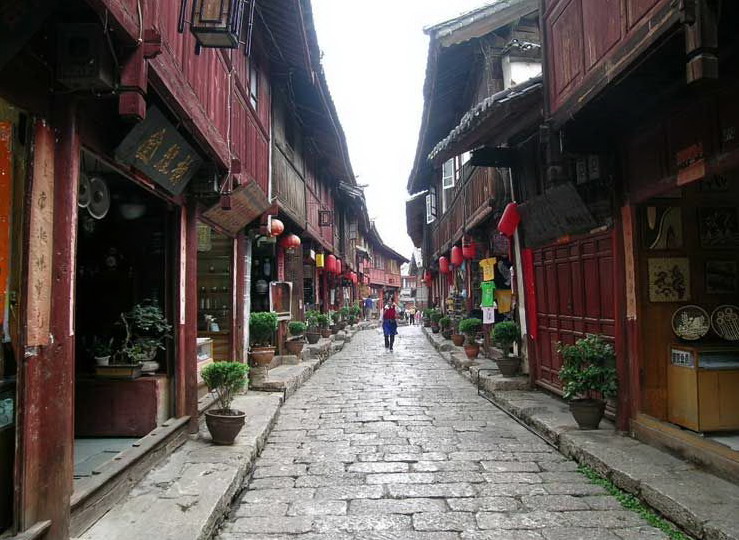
[533,232,616,391]
[73,155,175,485]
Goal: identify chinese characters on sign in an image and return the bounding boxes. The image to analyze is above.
[115,107,202,195]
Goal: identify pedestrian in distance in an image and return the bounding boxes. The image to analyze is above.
[408,306,416,326]
[382,303,398,351]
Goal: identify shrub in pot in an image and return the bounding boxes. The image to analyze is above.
[329,311,340,333]
[90,336,114,366]
[451,320,465,346]
[249,311,278,367]
[285,321,307,356]
[317,313,332,338]
[458,318,482,359]
[305,310,322,344]
[439,316,452,340]
[557,335,618,430]
[338,306,350,330]
[422,308,433,327]
[430,310,442,333]
[492,321,521,377]
[202,361,249,444]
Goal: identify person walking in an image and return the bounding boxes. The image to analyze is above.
[408,306,416,326]
[382,303,398,351]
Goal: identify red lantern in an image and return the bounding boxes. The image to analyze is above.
[450,246,463,267]
[350,272,358,284]
[462,241,476,260]
[326,254,337,273]
[498,202,521,236]
[279,233,301,250]
[439,256,450,274]
[268,217,284,237]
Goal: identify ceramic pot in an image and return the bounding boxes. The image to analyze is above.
[495,356,520,377]
[431,324,440,334]
[320,328,332,339]
[451,334,465,347]
[569,399,606,430]
[141,360,160,374]
[463,342,480,359]
[249,346,275,367]
[306,331,321,344]
[285,340,305,356]
[205,408,246,445]
[95,356,110,367]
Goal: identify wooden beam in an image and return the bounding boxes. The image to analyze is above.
[684,0,719,84]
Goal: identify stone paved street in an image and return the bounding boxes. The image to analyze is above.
[218,326,669,539]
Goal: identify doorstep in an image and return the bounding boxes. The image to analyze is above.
[75,392,284,540]
[249,360,321,399]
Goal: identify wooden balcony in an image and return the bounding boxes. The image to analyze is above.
[431,166,499,256]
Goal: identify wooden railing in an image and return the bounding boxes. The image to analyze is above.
[431,167,498,256]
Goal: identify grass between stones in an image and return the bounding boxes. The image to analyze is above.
[577,465,691,540]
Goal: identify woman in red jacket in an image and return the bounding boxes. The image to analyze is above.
[382,303,398,351]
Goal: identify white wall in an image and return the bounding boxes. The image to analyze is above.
[502,56,542,90]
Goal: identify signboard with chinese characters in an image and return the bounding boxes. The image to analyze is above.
[26,121,55,346]
[202,181,270,235]
[115,107,202,195]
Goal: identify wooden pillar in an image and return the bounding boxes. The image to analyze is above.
[234,233,247,363]
[17,101,79,538]
[177,202,198,432]
[621,204,641,428]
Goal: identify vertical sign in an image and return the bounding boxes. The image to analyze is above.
[0,123,12,331]
[26,121,54,346]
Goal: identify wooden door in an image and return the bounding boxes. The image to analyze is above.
[533,232,616,391]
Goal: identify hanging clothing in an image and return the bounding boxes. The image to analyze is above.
[479,257,497,282]
[481,281,496,308]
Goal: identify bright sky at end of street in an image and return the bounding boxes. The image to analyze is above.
[312,0,490,260]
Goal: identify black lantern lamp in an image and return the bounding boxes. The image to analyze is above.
[179,0,248,49]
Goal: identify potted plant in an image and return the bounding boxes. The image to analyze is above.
[317,313,331,339]
[285,321,307,356]
[350,305,361,326]
[439,316,452,340]
[305,310,322,344]
[458,318,482,359]
[492,321,521,377]
[338,306,350,330]
[422,308,433,328]
[249,311,278,367]
[451,320,465,347]
[557,335,618,430]
[201,361,250,445]
[430,310,442,333]
[90,337,114,367]
[329,311,340,333]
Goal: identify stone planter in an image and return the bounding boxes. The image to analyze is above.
[205,408,246,445]
[451,334,465,347]
[569,399,606,430]
[463,342,480,359]
[249,346,275,367]
[496,356,521,377]
[306,331,321,344]
[285,339,305,356]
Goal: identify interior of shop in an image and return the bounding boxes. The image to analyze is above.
[73,154,175,482]
[251,237,276,313]
[638,171,739,452]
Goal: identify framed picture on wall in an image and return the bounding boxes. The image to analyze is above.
[648,258,690,302]
[644,206,683,249]
[269,281,293,320]
[705,260,738,294]
[698,207,739,248]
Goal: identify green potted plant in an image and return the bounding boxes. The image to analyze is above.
[286,321,307,356]
[90,336,114,367]
[439,316,452,340]
[317,313,331,339]
[458,317,482,359]
[249,311,278,367]
[350,304,361,326]
[338,306,350,330]
[305,310,322,344]
[201,361,250,444]
[492,321,521,377]
[557,335,618,430]
[430,310,443,333]
[451,319,465,347]
[422,308,433,328]
[329,310,340,333]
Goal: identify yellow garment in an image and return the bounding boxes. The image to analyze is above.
[495,289,513,313]
[479,258,496,282]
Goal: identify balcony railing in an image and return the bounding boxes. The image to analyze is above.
[431,166,499,256]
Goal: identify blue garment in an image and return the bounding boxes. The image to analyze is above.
[383,319,398,336]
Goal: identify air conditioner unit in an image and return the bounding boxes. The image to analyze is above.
[57,24,114,90]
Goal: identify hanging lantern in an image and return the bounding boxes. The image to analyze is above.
[268,217,284,237]
[439,256,450,274]
[187,0,246,48]
[498,202,521,237]
[450,246,463,267]
[279,233,301,251]
[316,253,325,268]
[462,240,477,260]
[326,254,337,274]
[351,272,358,284]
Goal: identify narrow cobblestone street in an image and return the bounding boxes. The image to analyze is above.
[218,326,668,539]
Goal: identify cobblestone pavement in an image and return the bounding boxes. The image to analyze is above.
[218,325,668,540]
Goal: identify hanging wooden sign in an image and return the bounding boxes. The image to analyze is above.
[202,181,270,236]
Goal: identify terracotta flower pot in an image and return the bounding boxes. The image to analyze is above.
[496,356,521,377]
[463,342,480,359]
[285,339,305,356]
[451,334,465,347]
[320,328,331,339]
[569,399,606,430]
[306,331,321,344]
[249,346,275,367]
[205,408,246,445]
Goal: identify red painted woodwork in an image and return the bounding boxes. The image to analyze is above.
[582,0,622,70]
[179,202,198,431]
[533,232,615,391]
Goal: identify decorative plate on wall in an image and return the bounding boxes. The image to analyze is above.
[672,305,710,341]
[711,305,739,341]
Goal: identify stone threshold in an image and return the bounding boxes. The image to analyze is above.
[422,325,739,540]
[74,325,370,540]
